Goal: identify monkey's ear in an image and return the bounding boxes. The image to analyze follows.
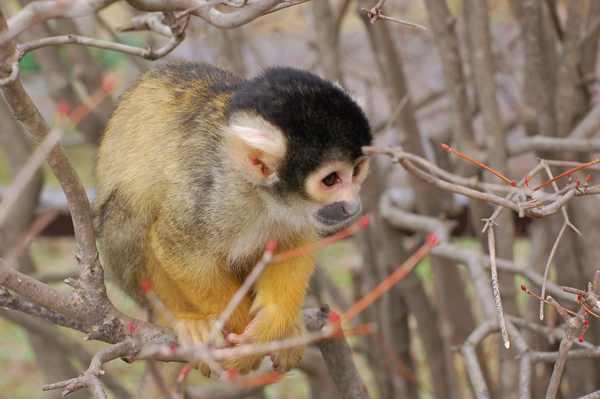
[227,117,286,185]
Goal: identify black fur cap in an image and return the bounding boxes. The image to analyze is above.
[231,67,373,198]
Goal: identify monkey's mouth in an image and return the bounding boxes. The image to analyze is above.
[315,201,361,226]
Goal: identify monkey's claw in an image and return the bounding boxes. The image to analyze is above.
[270,346,305,373]
[226,310,306,374]
[174,318,230,377]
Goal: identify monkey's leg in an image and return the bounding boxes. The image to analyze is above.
[227,235,316,373]
[149,261,255,376]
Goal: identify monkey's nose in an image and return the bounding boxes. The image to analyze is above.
[315,200,361,226]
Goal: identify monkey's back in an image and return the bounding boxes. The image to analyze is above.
[94,61,245,306]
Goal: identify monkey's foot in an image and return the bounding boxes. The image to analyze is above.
[227,311,305,373]
[174,318,230,377]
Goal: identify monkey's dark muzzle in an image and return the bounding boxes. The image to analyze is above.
[315,200,361,226]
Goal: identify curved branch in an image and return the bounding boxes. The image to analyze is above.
[193,0,284,28]
[0,60,18,86]
[18,32,185,61]
[1,0,119,46]
[363,146,520,212]
[43,339,139,398]
[0,285,87,332]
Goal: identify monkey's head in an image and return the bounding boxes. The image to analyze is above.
[226,67,372,232]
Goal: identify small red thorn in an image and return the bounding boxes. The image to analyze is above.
[427,233,439,246]
[576,180,581,186]
[358,215,370,229]
[568,173,572,178]
[181,365,191,376]
[227,369,238,380]
[127,322,137,333]
[328,310,341,324]
[579,337,584,343]
[169,343,178,354]
[587,174,591,183]
[441,143,450,152]
[578,295,583,301]
[56,100,70,117]
[101,75,117,92]
[265,238,277,253]
[140,278,152,293]
[584,320,589,326]
[521,285,526,291]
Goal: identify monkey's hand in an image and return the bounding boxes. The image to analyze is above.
[227,309,305,373]
[174,317,232,377]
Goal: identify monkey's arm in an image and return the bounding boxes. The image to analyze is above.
[228,234,316,372]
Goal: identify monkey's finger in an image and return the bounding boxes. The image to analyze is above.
[211,365,222,378]
[227,332,245,345]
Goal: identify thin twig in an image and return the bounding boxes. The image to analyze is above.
[381,93,410,135]
[341,233,438,325]
[2,209,57,261]
[533,157,600,191]
[18,31,185,61]
[540,223,567,321]
[486,225,510,349]
[360,0,426,29]
[206,241,276,345]
[482,161,548,233]
[43,339,138,397]
[442,143,515,185]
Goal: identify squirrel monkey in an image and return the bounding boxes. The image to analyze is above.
[94,61,372,375]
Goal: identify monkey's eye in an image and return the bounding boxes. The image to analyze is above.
[352,164,361,177]
[322,172,339,187]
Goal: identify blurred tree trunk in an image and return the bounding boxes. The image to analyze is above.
[573,0,600,125]
[311,0,343,84]
[209,26,247,77]
[464,1,518,397]
[354,4,490,398]
[422,0,498,394]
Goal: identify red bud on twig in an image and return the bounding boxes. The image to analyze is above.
[426,233,439,246]
[101,75,117,93]
[56,100,70,117]
[140,278,152,293]
[358,215,370,229]
[265,238,277,253]
[328,311,341,324]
